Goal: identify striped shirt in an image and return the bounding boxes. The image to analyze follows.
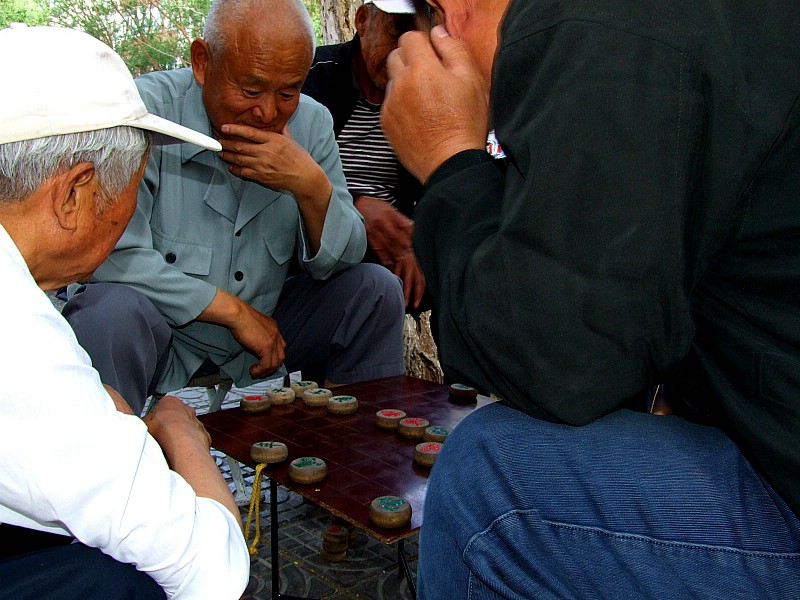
[337,98,399,204]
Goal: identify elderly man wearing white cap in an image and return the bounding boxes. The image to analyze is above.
[0,26,249,599]
[303,0,430,311]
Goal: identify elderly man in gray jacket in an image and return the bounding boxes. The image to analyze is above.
[64,0,405,414]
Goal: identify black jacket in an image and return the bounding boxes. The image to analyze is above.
[414,0,800,516]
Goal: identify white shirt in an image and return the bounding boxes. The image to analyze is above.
[0,224,249,598]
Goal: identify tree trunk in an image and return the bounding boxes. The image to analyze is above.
[318,0,359,45]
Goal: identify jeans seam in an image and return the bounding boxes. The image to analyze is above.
[464,508,800,561]
[541,518,800,559]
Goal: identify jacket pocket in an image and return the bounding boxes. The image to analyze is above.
[152,229,213,276]
[263,223,297,266]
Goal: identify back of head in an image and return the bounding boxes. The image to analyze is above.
[0,26,219,206]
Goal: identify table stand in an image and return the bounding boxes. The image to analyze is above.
[397,538,417,598]
[267,478,416,600]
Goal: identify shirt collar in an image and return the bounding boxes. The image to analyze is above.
[0,222,26,269]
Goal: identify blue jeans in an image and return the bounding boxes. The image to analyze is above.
[419,404,800,599]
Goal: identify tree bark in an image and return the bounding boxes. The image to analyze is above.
[318,0,359,45]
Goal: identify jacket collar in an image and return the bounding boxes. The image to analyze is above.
[181,79,217,164]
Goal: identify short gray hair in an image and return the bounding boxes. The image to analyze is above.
[203,0,315,56]
[0,126,149,211]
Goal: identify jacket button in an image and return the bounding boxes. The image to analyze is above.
[234,271,244,281]
[165,252,176,264]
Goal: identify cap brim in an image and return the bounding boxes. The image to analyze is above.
[128,112,221,152]
[367,0,416,14]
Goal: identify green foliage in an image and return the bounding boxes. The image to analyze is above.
[3,0,323,76]
[304,0,321,45]
[0,0,49,28]
[46,0,212,76]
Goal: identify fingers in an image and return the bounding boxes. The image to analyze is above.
[410,264,426,309]
[370,245,395,267]
[393,253,427,308]
[220,123,272,143]
[392,260,412,306]
[219,139,260,160]
[396,29,434,64]
[249,332,286,378]
[386,30,433,82]
[428,25,471,72]
[385,37,409,81]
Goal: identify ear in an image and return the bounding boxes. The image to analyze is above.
[355,5,369,37]
[190,38,211,86]
[446,8,469,35]
[53,163,97,232]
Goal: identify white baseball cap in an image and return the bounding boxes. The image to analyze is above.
[0,26,221,151]
[364,0,416,14]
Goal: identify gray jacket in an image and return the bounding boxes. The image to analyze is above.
[94,68,366,392]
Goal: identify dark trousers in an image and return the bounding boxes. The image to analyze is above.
[63,264,405,414]
[0,533,165,600]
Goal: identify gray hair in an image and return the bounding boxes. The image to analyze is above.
[203,0,315,56]
[0,126,149,212]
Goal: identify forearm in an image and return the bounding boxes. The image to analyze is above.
[197,287,245,329]
[301,195,367,279]
[164,435,243,530]
[145,396,244,530]
[293,163,332,255]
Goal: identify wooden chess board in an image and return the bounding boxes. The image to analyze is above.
[199,375,494,543]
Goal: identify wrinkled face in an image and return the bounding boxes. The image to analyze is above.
[358,6,417,90]
[193,21,313,138]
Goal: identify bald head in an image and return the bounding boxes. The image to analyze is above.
[203,0,315,58]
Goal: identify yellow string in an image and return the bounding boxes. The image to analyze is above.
[244,463,267,556]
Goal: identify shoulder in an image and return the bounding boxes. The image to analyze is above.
[135,68,196,114]
[286,95,335,155]
[312,40,348,66]
[293,95,334,130]
[304,40,353,97]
